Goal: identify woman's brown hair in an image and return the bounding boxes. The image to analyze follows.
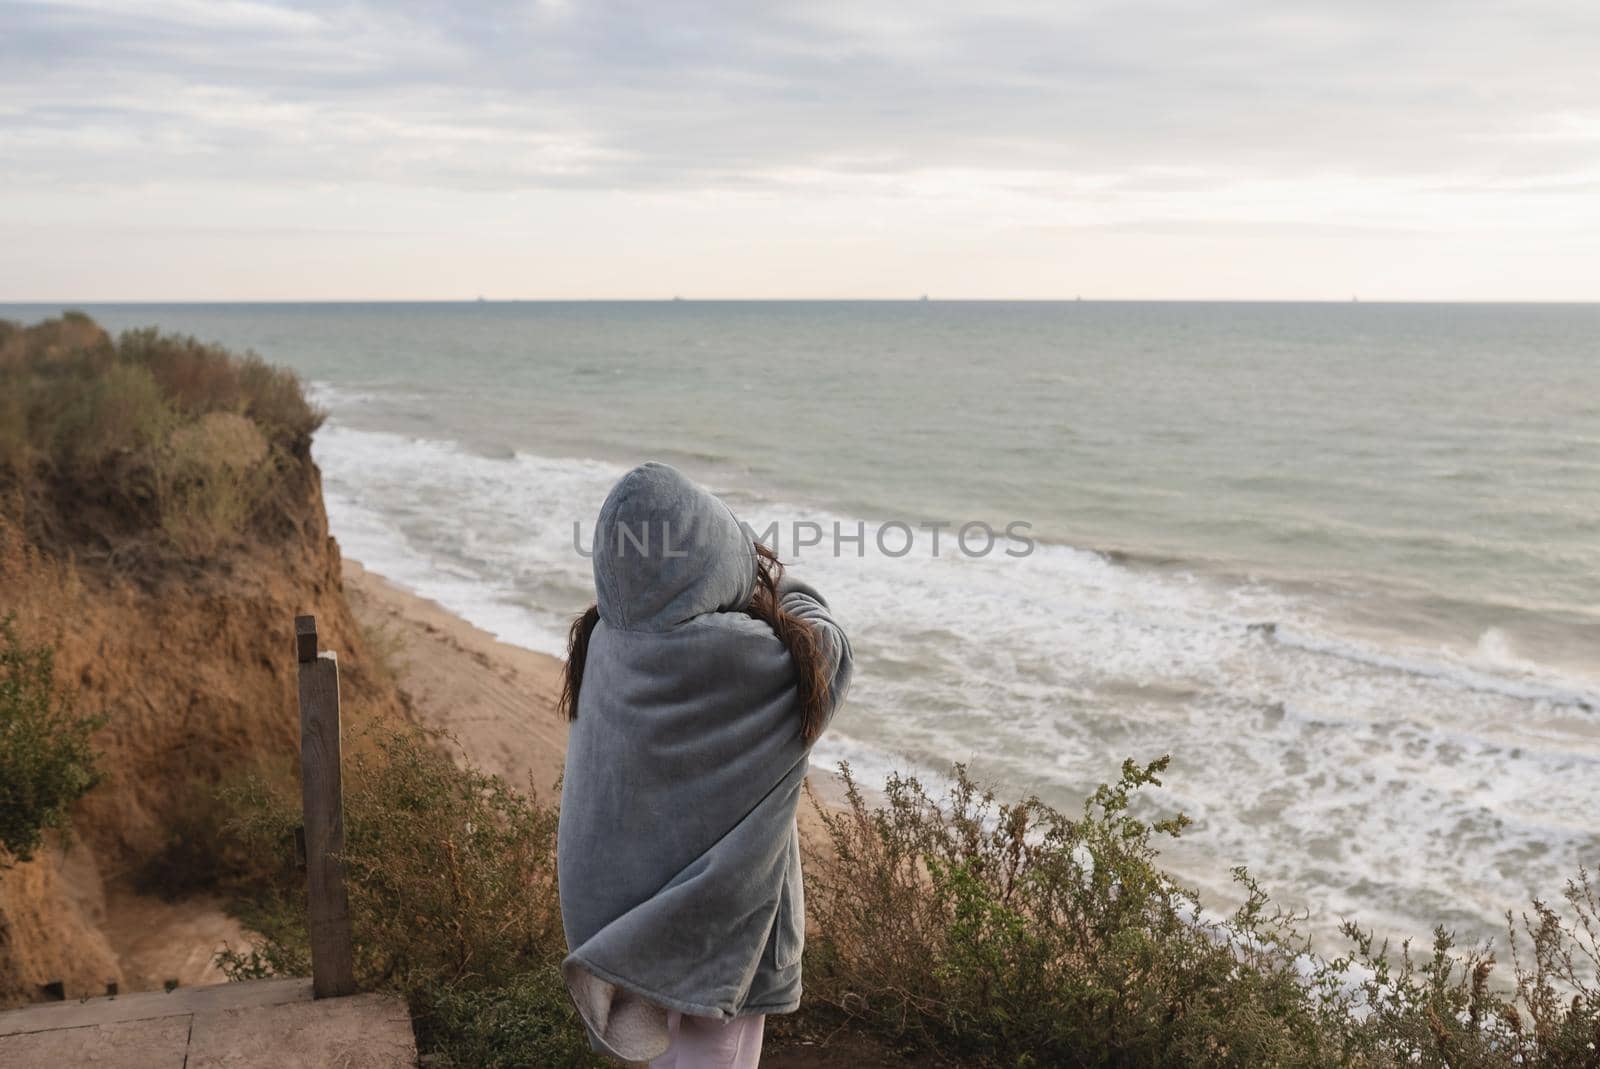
[559,541,833,744]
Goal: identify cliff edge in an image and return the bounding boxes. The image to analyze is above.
[0,314,405,1007]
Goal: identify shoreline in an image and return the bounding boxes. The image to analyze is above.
[344,559,570,798]
[341,559,844,843]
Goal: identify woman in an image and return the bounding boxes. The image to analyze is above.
[557,462,852,1067]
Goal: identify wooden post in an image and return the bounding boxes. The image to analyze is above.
[295,614,356,998]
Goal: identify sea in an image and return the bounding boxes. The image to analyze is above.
[7,300,1598,953]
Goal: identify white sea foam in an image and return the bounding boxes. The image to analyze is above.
[1269,624,1597,712]
[310,411,1600,953]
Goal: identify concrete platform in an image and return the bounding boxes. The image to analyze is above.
[0,977,417,1068]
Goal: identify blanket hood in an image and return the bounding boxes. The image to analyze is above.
[592,462,757,631]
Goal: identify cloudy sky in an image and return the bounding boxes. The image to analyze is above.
[3,0,1599,299]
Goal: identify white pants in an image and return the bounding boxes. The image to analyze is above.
[647,1010,766,1069]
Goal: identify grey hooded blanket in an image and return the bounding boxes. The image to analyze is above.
[558,463,852,1062]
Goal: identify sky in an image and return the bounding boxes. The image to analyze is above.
[2,0,1599,300]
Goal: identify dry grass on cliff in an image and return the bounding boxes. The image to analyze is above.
[0,311,322,560]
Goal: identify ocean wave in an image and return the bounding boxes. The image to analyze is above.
[1263,623,1597,712]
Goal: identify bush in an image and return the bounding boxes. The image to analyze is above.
[237,354,323,448]
[155,412,274,555]
[213,728,602,1068]
[119,328,246,419]
[0,314,323,557]
[804,758,1600,1068]
[0,613,104,865]
[116,328,322,449]
[805,757,1333,1066]
[1326,881,1600,1067]
[54,362,173,471]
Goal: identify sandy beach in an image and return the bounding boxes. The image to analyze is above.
[344,559,571,797]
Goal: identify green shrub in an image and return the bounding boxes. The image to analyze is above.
[805,757,1333,1066]
[214,728,602,1068]
[237,354,323,448]
[1324,880,1600,1067]
[805,758,1600,1068]
[53,362,174,471]
[0,614,104,865]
